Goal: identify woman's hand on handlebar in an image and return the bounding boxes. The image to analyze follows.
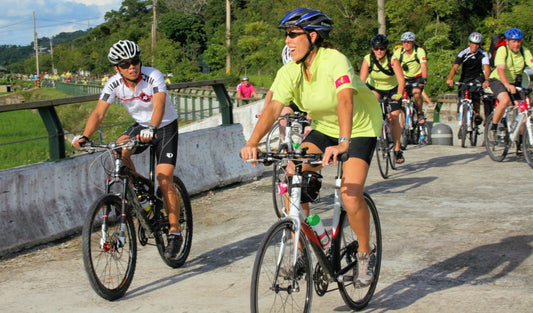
[322,142,349,167]
[71,135,90,149]
[241,143,259,167]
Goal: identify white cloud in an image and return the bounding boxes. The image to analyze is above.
[0,0,122,46]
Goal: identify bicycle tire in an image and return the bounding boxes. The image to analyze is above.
[523,127,533,168]
[155,176,193,268]
[335,193,382,311]
[471,121,479,147]
[484,112,509,162]
[250,219,313,313]
[386,122,397,170]
[82,194,137,301]
[272,163,289,218]
[399,108,408,150]
[375,136,389,179]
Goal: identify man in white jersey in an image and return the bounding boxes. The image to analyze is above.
[72,40,183,259]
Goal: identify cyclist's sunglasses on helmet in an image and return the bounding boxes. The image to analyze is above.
[286,31,306,39]
[117,56,141,69]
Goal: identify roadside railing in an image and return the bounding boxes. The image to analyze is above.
[0,79,236,161]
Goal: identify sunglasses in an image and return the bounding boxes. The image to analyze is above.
[117,57,141,69]
[373,47,387,51]
[286,31,306,39]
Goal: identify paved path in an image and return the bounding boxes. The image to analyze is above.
[0,144,532,312]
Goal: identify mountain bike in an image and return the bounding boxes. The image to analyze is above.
[264,112,312,218]
[484,85,532,163]
[400,82,431,148]
[249,150,381,312]
[375,96,397,179]
[80,138,193,300]
[455,81,483,147]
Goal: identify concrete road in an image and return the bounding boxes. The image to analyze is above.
[0,143,532,312]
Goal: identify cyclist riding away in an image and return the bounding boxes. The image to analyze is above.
[488,28,533,145]
[360,34,406,163]
[72,40,183,259]
[393,31,428,124]
[240,8,382,286]
[446,32,490,125]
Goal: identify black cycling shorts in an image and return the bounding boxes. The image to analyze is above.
[303,130,376,165]
[366,86,402,113]
[122,120,179,166]
[488,78,525,101]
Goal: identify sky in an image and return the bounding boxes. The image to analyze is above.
[0,0,123,46]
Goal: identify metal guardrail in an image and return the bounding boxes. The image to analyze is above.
[0,79,235,160]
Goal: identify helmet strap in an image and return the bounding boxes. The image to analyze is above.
[295,31,316,65]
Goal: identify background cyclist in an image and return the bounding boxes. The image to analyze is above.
[393,31,428,124]
[241,8,382,287]
[71,40,183,260]
[360,33,406,164]
[446,32,490,126]
[488,28,533,142]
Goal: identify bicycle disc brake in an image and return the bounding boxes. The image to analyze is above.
[313,262,329,296]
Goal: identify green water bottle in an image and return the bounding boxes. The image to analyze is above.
[307,214,330,249]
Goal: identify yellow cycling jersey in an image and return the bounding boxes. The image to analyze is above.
[392,46,427,79]
[271,47,381,138]
[363,53,398,91]
[489,45,533,83]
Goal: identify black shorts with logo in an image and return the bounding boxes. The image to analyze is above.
[303,130,376,165]
[122,120,179,166]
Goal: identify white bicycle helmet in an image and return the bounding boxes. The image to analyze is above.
[108,40,141,64]
[401,31,416,42]
[281,45,293,65]
[468,32,483,44]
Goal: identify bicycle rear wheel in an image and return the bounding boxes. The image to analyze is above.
[250,219,313,313]
[523,127,533,168]
[484,112,509,161]
[82,194,137,301]
[156,176,193,268]
[375,136,389,179]
[335,193,382,311]
[272,163,289,218]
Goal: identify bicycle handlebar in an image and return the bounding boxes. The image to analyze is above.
[246,150,349,166]
[80,138,149,153]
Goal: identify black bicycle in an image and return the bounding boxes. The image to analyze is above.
[80,138,193,300]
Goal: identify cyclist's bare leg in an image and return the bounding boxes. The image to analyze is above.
[117,134,137,173]
[157,163,181,233]
[341,157,371,254]
[389,110,402,151]
[491,92,512,125]
[413,87,424,119]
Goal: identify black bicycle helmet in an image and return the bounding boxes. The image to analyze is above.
[277,8,333,39]
[370,34,389,49]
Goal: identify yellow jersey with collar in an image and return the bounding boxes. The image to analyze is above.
[271,47,381,138]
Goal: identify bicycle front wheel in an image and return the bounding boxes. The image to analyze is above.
[156,176,193,268]
[335,193,382,311]
[251,220,313,313]
[82,194,137,301]
[460,104,468,148]
[523,127,533,168]
[484,112,509,161]
[375,136,389,179]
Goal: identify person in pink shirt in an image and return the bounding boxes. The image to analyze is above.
[236,76,258,101]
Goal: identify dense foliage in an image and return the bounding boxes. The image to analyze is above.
[1,0,533,97]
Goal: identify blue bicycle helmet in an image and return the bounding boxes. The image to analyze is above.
[504,28,524,40]
[277,8,333,39]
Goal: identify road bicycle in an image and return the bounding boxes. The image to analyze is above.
[399,82,431,148]
[80,138,193,300]
[375,96,397,179]
[264,112,312,218]
[455,81,483,147]
[249,150,382,312]
[484,84,532,165]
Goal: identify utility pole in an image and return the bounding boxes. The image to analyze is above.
[377,0,386,34]
[225,0,231,74]
[151,0,157,66]
[50,37,55,75]
[33,11,39,76]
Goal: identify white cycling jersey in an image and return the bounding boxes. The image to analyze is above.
[100,66,178,128]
